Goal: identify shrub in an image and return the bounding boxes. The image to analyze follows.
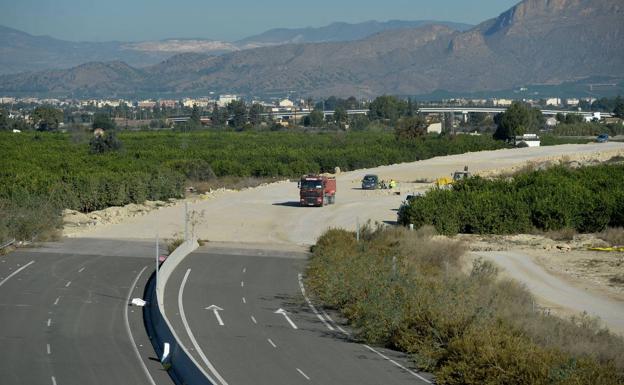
[306,226,624,384]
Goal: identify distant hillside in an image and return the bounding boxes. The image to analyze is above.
[0,19,471,75]
[236,20,473,47]
[1,0,622,97]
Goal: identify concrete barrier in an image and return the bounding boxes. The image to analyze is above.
[144,238,217,385]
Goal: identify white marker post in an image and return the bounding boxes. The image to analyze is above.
[205,305,225,326]
[275,308,298,329]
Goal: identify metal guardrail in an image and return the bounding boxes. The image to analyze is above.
[0,238,16,250]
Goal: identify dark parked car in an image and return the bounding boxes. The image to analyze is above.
[596,133,609,143]
[361,174,379,189]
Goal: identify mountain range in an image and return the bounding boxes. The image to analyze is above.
[0,20,472,76]
[0,0,622,98]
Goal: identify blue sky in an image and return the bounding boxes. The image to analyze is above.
[0,0,520,42]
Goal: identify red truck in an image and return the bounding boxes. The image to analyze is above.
[298,174,336,207]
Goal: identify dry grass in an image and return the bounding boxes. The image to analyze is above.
[166,238,184,254]
[599,227,624,246]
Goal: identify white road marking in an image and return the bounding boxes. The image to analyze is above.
[240,281,244,287]
[179,269,229,385]
[78,267,85,273]
[275,308,298,330]
[205,305,225,326]
[46,344,51,355]
[363,345,431,383]
[242,297,246,304]
[296,368,310,380]
[242,267,246,274]
[47,318,51,327]
[267,338,277,348]
[53,297,60,306]
[251,315,257,324]
[0,260,35,288]
[123,266,157,385]
[298,273,334,331]
[51,376,57,385]
[65,281,71,288]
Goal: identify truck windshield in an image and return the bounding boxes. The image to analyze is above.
[300,180,322,189]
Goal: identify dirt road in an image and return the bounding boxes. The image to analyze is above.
[70,142,624,245]
[473,251,624,335]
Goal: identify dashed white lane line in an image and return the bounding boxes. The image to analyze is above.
[78,267,85,273]
[240,281,244,288]
[53,297,60,306]
[267,338,277,348]
[242,297,246,304]
[51,376,57,385]
[123,266,156,385]
[179,269,229,385]
[363,345,431,383]
[65,281,71,288]
[0,260,35,288]
[242,267,246,274]
[46,344,51,355]
[251,315,257,324]
[298,273,334,331]
[296,368,311,381]
[47,318,51,327]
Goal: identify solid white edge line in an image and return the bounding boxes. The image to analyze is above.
[179,269,229,385]
[0,260,35,287]
[296,368,311,380]
[267,338,277,348]
[123,266,157,385]
[363,345,431,384]
[297,273,334,331]
[321,309,350,336]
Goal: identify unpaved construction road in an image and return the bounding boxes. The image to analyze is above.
[70,142,624,333]
[71,142,624,245]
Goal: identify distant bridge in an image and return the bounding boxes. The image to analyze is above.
[167,107,611,123]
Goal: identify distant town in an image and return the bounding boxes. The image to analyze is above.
[1,94,622,134]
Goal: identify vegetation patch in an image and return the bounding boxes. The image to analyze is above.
[306,226,624,384]
[398,164,624,235]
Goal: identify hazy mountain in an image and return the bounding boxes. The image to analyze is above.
[0,19,471,76]
[1,0,622,97]
[236,20,473,47]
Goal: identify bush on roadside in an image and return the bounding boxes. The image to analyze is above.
[306,226,624,384]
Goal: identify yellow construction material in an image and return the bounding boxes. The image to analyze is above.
[588,246,624,252]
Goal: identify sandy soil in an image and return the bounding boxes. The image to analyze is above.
[65,142,624,333]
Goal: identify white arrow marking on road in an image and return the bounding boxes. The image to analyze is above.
[275,308,298,329]
[205,305,225,326]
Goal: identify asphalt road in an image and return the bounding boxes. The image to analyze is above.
[164,246,433,385]
[0,238,172,385]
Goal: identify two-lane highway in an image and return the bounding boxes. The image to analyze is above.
[0,238,172,385]
[164,245,433,385]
